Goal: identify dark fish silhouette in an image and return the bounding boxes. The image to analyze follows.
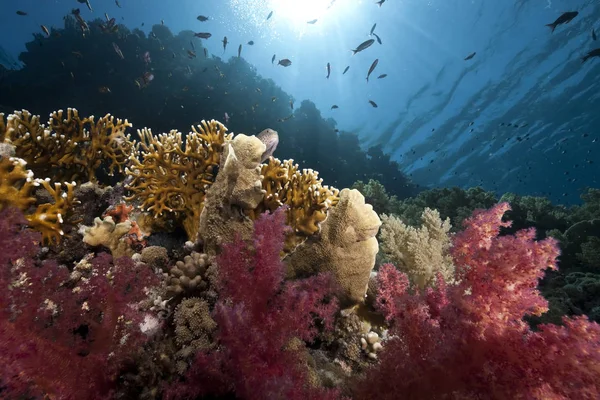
[16,10,27,16]
[326,62,331,79]
[197,15,209,21]
[592,28,597,41]
[545,11,578,33]
[248,40,254,45]
[343,66,349,74]
[238,44,242,57]
[370,23,376,35]
[267,11,273,20]
[115,0,121,7]
[376,0,385,6]
[366,58,379,82]
[377,74,387,79]
[222,36,228,53]
[373,33,382,45]
[278,58,292,67]
[307,19,318,24]
[369,100,378,108]
[582,48,600,63]
[194,32,212,39]
[331,105,338,109]
[352,39,375,55]
[272,54,276,64]
[464,51,476,60]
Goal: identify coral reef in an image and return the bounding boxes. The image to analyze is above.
[285,189,381,307]
[379,208,455,289]
[126,120,232,240]
[1,108,134,183]
[252,156,340,252]
[0,155,76,244]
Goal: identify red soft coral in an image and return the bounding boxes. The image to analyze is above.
[0,207,160,399]
[355,202,600,400]
[165,207,341,400]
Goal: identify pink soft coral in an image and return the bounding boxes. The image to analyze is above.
[0,207,159,399]
[355,202,600,400]
[165,207,340,400]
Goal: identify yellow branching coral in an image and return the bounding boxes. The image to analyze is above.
[0,156,76,245]
[379,208,455,290]
[2,108,133,183]
[251,157,340,252]
[125,120,232,240]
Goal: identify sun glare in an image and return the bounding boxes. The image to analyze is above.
[267,0,333,27]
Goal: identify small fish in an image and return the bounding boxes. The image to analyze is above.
[277,114,294,122]
[272,54,276,64]
[267,11,273,20]
[326,62,331,79]
[290,100,294,109]
[77,0,93,12]
[343,66,350,74]
[331,105,338,109]
[71,51,83,58]
[16,11,27,16]
[104,13,110,22]
[112,42,124,59]
[204,48,208,57]
[352,39,375,55]
[238,44,242,57]
[545,11,578,33]
[271,96,277,102]
[369,100,378,108]
[464,51,476,60]
[143,51,151,64]
[256,88,262,93]
[366,58,379,82]
[224,112,230,124]
[187,49,196,58]
[98,86,111,93]
[247,40,254,45]
[222,36,228,53]
[376,0,385,6]
[41,25,50,37]
[190,40,195,50]
[307,19,318,24]
[582,48,600,63]
[197,15,209,22]
[593,28,597,41]
[161,19,164,25]
[115,0,121,7]
[377,74,387,79]
[194,32,212,39]
[370,23,376,35]
[373,33,382,44]
[278,58,292,67]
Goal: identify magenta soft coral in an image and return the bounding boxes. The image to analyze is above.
[0,207,160,399]
[354,202,600,400]
[165,207,341,400]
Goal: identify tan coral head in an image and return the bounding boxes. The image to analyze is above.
[256,128,279,162]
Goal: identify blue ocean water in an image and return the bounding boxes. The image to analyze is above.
[0,0,599,204]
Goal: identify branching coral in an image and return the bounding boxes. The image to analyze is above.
[0,156,76,244]
[251,156,340,252]
[379,208,454,290]
[2,108,134,183]
[125,120,232,240]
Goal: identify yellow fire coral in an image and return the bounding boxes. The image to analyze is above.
[125,120,232,241]
[251,157,340,252]
[1,108,133,183]
[0,156,76,244]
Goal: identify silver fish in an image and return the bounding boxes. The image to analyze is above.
[352,39,375,55]
[366,58,378,82]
